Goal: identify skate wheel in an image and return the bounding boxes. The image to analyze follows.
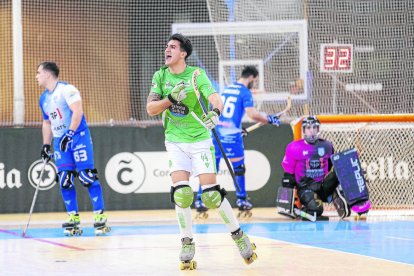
[244,252,258,264]
[179,262,185,270]
[179,260,196,270]
[251,243,256,250]
[354,215,367,221]
[70,229,75,236]
[195,212,208,220]
[246,211,253,218]
[189,260,197,270]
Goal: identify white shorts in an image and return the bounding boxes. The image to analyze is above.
[165,139,216,177]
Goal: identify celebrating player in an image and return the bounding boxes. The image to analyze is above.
[195,66,281,216]
[278,116,370,220]
[37,61,109,235]
[146,33,257,269]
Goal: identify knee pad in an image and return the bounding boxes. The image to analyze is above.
[298,189,324,216]
[201,185,227,209]
[233,163,246,177]
[170,182,194,208]
[78,168,98,187]
[59,171,76,189]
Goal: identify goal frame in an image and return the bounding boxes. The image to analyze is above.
[291,114,414,140]
[172,20,309,101]
[291,114,414,213]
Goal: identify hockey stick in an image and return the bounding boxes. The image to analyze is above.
[22,159,47,237]
[294,208,317,222]
[191,69,241,193]
[245,96,292,133]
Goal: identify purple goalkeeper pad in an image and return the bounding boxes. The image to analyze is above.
[276,186,295,217]
[330,148,369,206]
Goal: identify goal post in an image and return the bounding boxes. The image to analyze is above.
[172,20,309,102]
[291,114,414,211]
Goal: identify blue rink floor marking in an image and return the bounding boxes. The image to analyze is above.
[2,220,414,265]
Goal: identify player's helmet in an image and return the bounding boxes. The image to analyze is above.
[302,116,320,144]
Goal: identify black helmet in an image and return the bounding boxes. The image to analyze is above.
[302,116,320,144]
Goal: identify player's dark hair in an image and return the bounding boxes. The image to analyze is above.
[241,66,259,78]
[168,33,193,60]
[39,61,60,78]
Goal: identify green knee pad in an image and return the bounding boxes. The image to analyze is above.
[172,185,194,208]
[201,185,227,209]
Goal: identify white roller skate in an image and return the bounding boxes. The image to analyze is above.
[62,214,83,236]
[231,230,257,264]
[94,213,111,235]
[179,237,197,270]
[195,199,209,219]
[236,198,253,218]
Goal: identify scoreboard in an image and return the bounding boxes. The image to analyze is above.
[320,43,353,73]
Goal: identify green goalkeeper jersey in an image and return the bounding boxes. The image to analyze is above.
[150,65,216,143]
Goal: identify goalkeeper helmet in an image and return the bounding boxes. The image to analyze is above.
[302,116,320,144]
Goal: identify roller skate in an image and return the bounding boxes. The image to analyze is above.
[194,199,208,219]
[352,200,371,221]
[179,237,197,270]
[236,198,253,218]
[332,187,351,219]
[62,214,83,236]
[231,230,257,264]
[94,213,111,235]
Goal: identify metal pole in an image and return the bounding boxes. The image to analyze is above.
[13,0,24,126]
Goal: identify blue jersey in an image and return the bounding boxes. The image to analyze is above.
[216,82,254,138]
[39,81,88,138]
[213,82,254,159]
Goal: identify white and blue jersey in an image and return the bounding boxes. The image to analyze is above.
[214,82,254,158]
[39,81,88,138]
[39,81,94,172]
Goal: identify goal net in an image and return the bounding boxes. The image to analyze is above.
[292,115,414,212]
[2,0,414,126]
[172,20,308,120]
[203,0,414,119]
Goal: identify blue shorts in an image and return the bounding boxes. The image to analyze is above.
[53,128,95,172]
[213,134,245,159]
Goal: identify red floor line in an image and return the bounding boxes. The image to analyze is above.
[0,229,85,251]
